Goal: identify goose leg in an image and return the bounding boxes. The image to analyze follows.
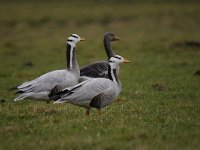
[97,109,102,116]
[86,108,91,116]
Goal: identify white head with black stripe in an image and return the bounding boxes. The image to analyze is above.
[109,55,131,68]
[67,34,85,46]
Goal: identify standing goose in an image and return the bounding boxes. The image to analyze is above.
[12,34,85,101]
[54,55,130,115]
[80,32,120,78]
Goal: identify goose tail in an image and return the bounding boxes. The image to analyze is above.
[53,99,69,104]
[14,93,32,101]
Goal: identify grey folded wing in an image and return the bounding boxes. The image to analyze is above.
[56,78,118,107]
[16,70,70,93]
[80,61,109,78]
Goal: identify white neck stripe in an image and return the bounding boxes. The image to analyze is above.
[110,63,118,84]
[70,46,73,69]
[67,42,76,70]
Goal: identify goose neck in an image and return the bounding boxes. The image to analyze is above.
[108,63,119,85]
[66,43,77,70]
[104,38,115,59]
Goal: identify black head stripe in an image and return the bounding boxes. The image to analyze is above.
[114,56,121,59]
[109,60,114,63]
[67,39,74,42]
[71,35,78,38]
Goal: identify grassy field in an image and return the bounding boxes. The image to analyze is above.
[0,1,200,150]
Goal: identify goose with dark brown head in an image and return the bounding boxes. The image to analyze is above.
[80,32,120,78]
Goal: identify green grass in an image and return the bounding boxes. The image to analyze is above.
[0,1,200,150]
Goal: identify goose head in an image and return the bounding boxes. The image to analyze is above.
[67,34,85,46]
[104,32,120,41]
[109,55,130,68]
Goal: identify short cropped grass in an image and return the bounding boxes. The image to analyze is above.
[0,1,200,150]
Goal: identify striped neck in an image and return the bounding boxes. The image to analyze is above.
[104,37,115,59]
[66,43,76,70]
[108,63,119,85]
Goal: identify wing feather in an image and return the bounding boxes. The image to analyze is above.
[80,61,109,78]
[55,78,117,107]
[16,69,75,93]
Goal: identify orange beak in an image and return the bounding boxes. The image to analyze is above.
[123,59,131,63]
[80,37,86,41]
[114,35,120,41]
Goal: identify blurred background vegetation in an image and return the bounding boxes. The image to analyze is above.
[0,0,200,150]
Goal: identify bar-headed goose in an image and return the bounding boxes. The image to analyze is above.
[12,34,85,101]
[80,32,120,78]
[54,55,130,115]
